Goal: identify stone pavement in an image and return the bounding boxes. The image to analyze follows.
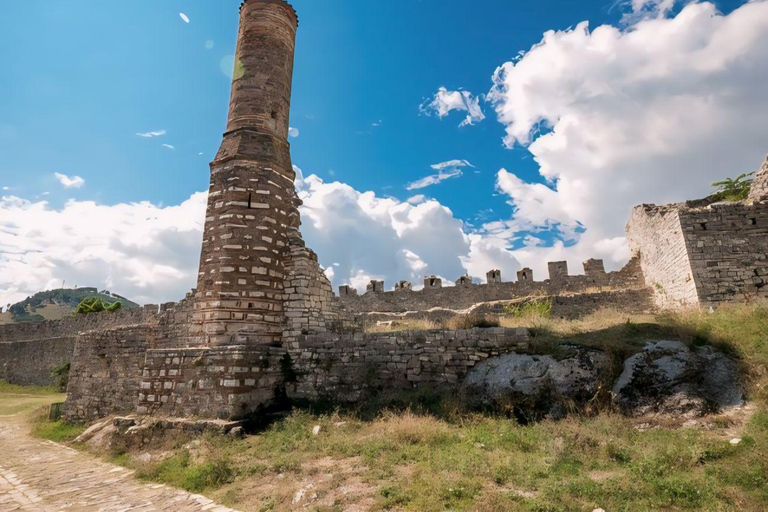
[0,414,238,512]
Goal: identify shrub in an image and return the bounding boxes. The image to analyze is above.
[448,313,500,330]
[75,297,122,315]
[712,172,754,202]
[507,299,553,319]
[50,361,70,392]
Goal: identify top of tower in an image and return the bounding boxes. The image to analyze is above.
[240,0,298,26]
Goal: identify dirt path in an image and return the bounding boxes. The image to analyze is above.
[0,413,239,512]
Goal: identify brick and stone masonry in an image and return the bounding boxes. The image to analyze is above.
[194,0,304,347]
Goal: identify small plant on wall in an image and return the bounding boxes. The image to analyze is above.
[74,297,122,315]
[712,172,754,202]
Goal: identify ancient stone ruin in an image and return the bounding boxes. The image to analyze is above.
[0,0,763,423]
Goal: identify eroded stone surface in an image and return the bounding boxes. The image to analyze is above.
[613,340,744,418]
[463,346,612,416]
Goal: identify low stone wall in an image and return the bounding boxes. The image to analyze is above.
[65,325,154,422]
[0,336,75,387]
[288,328,531,403]
[0,305,168,388]
[138,346,286,420]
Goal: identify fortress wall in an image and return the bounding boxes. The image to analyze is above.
[137,345,286,420]
[288,328,531,403]
[0,306,159,344]
[64,325,154,422]
[679,202,768,305]
[627,205,699,309]
[337,258,646,316]
[0,306,164,388]
[0,336,75,387]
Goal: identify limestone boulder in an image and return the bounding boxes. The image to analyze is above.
[463,346,612,418]
[612,340,743,418]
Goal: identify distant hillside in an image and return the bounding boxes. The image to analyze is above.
[1,288,140,324]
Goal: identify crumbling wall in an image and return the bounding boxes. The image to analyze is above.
[289,328,531,403]
[282,240,338,346]
[627,205,699,308]
[628,200,768,308]
[0,306,162,387]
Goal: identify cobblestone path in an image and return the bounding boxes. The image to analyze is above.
[0,413,238,512]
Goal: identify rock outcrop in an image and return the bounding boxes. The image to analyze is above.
[613,340,744,418]
[463,346,612,418]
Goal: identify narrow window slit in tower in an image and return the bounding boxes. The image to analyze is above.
[248,192,252,209]
[700,223,708,230]
[750,218,757,226]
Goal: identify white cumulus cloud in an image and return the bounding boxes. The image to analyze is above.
[288,127,300,138]
[0,193,206,307]
[179,13,190,23]
[481,0,768,278]
[54,173,85,189]
[421,87,486,127]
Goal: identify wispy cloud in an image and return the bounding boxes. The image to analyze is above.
[54,173,85,189]
[372,120,383,127]
[179,13,190,23]
[406,160,474,191]
[136,130,166,138]
[162,144,175,150]
[421,87,486,127]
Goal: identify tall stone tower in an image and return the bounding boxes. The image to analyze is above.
[195,0,301,346]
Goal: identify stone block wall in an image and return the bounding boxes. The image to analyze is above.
[627,205,699,308]
[0,336,75,387]
[282,241,338,345]
[288,328,531,403]
[337,258,646,317]
[680,202,768,304]
[138,345,286,420]
[0,306,164,388]
[64,325,154,422]
[628,200,768,308]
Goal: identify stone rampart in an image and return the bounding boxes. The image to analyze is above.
[337,258,646,316]
[0,305,166,388]
[288,327,531,403]
[0,337,74,387]
[628,200,768,307]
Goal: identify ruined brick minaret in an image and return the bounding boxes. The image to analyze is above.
[195,0,301,346]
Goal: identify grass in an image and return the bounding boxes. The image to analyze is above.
[33,418,87,443]
[102,303,768,512]
[0,380,85,442]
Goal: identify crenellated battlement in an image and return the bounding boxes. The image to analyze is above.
[340,258,612,299]
[336,258,644,316]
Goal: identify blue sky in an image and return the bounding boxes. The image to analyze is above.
[0,0,655,214]
[2,0,766,305]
